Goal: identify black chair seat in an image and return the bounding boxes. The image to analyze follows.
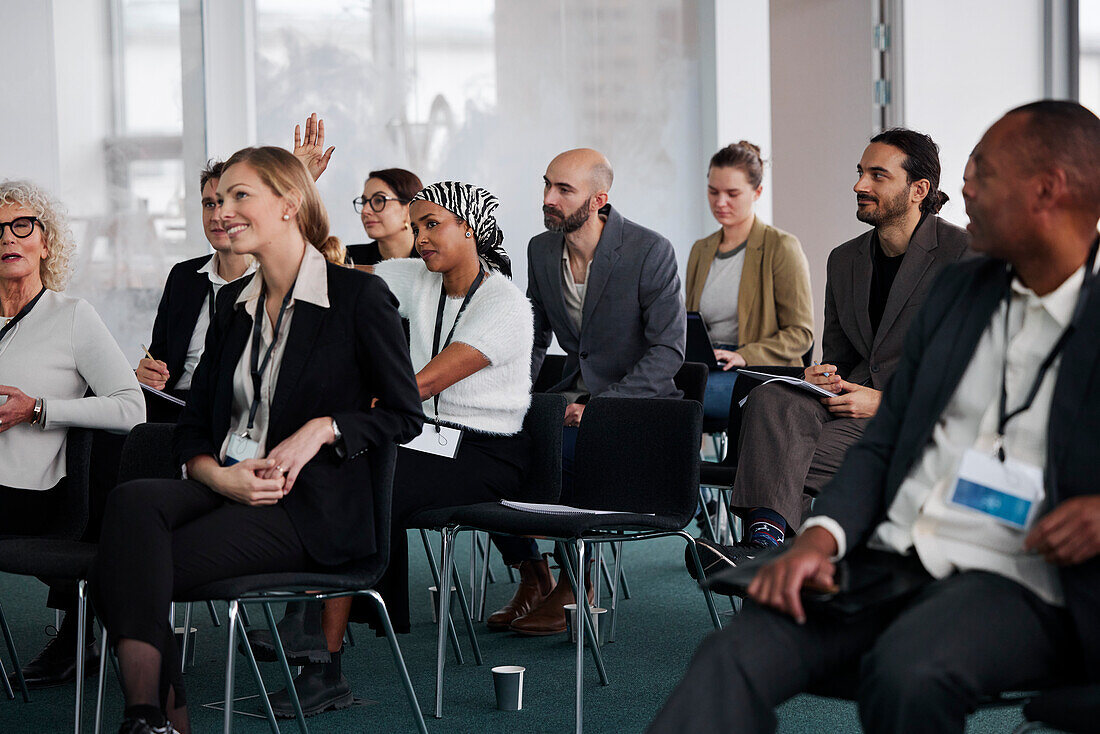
[407,506,465,529]
[699,463,737,487]
[177,565,385,603]
[447,501,685,537]
[1023,683,1100,733]
[0,539,98,578]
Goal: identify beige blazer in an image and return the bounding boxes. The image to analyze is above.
[684,216,813,366]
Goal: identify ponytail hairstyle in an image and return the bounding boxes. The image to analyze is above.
[869,128,949,214]
[709,140,765,188]
[221,146,346,265]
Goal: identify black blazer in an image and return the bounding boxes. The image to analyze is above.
[813,255,1100,679]
[822,215,971,389]
[174,263,425,566]
[149,255,217,391]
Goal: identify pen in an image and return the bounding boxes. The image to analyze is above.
[140,344,156,361]
[812,361,832,378]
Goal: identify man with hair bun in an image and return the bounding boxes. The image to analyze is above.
[688,128,971,573]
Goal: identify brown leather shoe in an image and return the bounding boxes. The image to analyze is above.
[486,555,555,630]
[509,563,594,637]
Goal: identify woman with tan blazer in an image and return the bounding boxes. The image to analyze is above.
[686,141,814,426]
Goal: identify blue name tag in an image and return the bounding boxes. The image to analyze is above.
[947,449,1044,531]
[949,478,1033,529]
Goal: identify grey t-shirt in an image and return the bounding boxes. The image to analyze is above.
[698,242,746,347]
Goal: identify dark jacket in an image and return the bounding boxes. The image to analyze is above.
[823,215,971,388]
[149,255,214,391]
[527,205,686,398]
[174,264,424,566]
[813,255,1100,679]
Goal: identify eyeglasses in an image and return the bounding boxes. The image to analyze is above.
[354,193,405,213]
[0,217,40,239]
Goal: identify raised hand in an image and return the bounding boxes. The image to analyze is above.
[293,112,335,181]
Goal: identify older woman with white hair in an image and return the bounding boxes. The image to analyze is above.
[0,179,144,688]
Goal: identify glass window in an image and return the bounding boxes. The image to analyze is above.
[1081,2,1100,115]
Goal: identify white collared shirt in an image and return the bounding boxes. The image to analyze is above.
[175,253,257,391]
[217,245,329,462]
[804,262,1093,606]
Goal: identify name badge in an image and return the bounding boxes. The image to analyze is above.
[401,424,463,459]
[947,448,1044,530]
[225,433,261,466]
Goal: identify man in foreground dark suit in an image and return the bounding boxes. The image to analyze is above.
[649,100,1100,734]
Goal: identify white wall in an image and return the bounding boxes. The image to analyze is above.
[3,0,61,193]
[904,0,1045,228]
[770,0,876,358]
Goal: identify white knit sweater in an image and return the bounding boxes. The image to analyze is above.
[374,259,533,435]
[0,290,144,490]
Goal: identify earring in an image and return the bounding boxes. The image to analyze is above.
[282,214,290,220]
[465,231,472,238]
[404,221,411,230]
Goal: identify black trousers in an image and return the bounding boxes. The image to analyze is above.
[647,568,1081,734]
[356,429,531,633]
[89,479,310,705]
[0,481,82,614]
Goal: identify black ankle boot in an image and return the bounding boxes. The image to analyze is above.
[13,613,99,689]
[245,601,330,665]
[267,653,352,719]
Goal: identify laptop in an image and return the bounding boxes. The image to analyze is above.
[686,311,722,369]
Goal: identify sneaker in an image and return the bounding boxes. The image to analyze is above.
[117,717,178,734]
[685,538,769,582]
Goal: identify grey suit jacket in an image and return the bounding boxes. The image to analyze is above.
[528,205,686,399]
[822,214,971,389]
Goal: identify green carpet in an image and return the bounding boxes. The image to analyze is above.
[0,535,1055,733]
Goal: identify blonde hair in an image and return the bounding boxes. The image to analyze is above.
[222,147,345,265]
[0,180,77,291]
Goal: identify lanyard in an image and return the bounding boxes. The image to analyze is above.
[0,287,46,343]
[247,286,293,432]
[995,239,1098,460]
[430,270,485,426]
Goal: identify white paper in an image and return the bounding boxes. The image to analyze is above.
[735,369,837,398]
[500,501,655,517]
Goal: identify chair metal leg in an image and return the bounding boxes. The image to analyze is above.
[448,550,483,666]
[365,590,428,734]
[238,603,251,628]
[180,602,193,673]
[75,580,87,734]
[344,626,355,648]
[681,532,723,630]
[207,600,222,627]
[608,540,624,643]
[261,602,309,734]
[0,650,13,700]
[477,531,497,583]
[592,544,603,609]
[223,601,239,734]
[698,487,719,542]
[560,543,608,682]
[573,539,586,734]
[476,535,492,622]
[614,543,632,600]
[233,610,280,734]
[93,622,108,734]
[506,564,516,583]
[419,529,465,664]
[0,598,29,702]
[435,528,455,718]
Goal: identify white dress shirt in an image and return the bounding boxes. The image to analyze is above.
[217,245,329,462]
[804,261,1094,606]
[175,253,257,391]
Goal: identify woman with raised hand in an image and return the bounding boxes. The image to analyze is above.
[89,146,423,734]
[0,179,144,690]
[254,181,534,718]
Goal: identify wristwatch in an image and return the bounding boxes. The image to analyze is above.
[30,398,44,426]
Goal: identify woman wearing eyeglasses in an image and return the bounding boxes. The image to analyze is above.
[346,169,424,266]
[0,179,144,688]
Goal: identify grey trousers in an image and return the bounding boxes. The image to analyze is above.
[646,569,1078,734]
[731,382,869,527]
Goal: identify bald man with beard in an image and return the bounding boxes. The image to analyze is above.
[485,148,688,636]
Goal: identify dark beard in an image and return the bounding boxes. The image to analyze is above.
[544,198,592,233]
[855,188,911,227]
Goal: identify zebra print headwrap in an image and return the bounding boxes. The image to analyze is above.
[412,181,511,277]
